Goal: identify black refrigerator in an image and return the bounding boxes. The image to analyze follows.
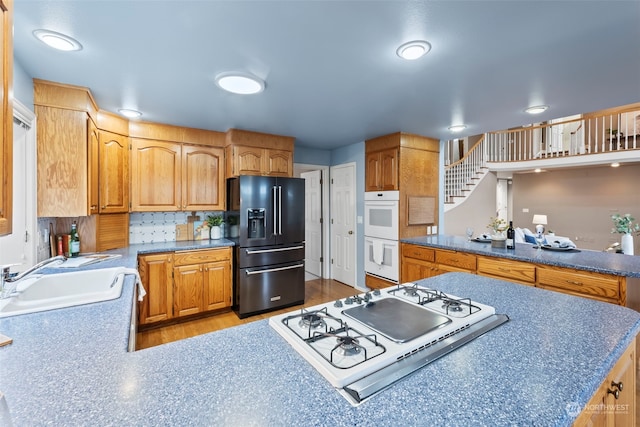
[228,175,305,318]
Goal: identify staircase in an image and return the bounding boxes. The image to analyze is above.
[444,136,489,211]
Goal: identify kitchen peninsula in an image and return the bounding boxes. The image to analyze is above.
[402,235,640,308]
[1,247,639,425]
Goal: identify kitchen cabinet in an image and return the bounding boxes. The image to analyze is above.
[98,130,129,213]
[365,133,440,238]
[173,248,232,317]
[0,0,13,236]
[365,147,398,191]
[130,139,224,212]
[574,338,635,426]
[139,248,232,325]
[224,128,295,178]
[138,252,174,325]
[401,242,627,305]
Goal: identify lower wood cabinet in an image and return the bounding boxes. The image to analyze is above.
[138,247,232,326]
[401,244,476,282]
[477,257,536,286]
[574,338,636,427]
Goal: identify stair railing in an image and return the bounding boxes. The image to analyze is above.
[444,136,486,203]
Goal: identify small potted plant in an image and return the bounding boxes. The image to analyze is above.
[206,214,224,240]
[227,215,239,238]
[488,216,508,248]
[611,213,639,255]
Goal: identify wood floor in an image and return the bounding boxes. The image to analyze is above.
[135,278,357,350]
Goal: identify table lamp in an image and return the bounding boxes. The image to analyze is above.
[532,214,547,235]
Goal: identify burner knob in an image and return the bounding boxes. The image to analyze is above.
[344,296,354,305]
[363,292,371,302]
[373,289,381,296]
[333,299,343,308]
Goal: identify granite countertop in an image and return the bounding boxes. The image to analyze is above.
[1,251,639,426]
[402,234,640,278]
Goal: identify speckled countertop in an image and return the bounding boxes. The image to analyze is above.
[402,234,640,278]
[1,243,639,426]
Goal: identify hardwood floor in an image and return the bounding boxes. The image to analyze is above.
[135,278,357,350]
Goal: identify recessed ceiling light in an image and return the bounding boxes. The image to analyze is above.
[448,125,467,133]
[118,109,142,119]
[215,72,265,95]
[525,105,548,115]
[611,162,620,168]
[33,29,82,51]
[534,168,542,173]
[396,40,431,60]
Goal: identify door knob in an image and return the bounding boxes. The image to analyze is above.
[348,230,353,235]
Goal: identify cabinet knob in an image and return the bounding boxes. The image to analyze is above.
[607,388,620,399]
[611,380,623,391]
[101,206,106,209]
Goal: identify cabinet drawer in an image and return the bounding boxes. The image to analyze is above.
[401,244,434,262]
[537,266,620,300]
[435,249,476,271]
[477,257,535,283]
[174,247,231,266]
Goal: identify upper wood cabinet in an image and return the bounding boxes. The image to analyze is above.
[366,147,398,191]
[98,130,129,213]
[0,0,13,236]
[225,128,294,178]
[130,138,225,212]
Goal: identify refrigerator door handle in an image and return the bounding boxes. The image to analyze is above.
[272,185,278,235]
[245,245,305,255]
[245,263,305,275]
[278,185,282,235]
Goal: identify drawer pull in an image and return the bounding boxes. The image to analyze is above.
[566,280,583,286]
[498,267,511,272]
[611,381,623,392]
[607,387,620,399]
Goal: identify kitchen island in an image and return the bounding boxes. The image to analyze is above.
[401,234,640,308]
[1,261,639,425]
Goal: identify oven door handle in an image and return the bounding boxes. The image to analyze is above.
[245,245,304,255]
[245,263,304,275]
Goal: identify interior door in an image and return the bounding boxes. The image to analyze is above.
[330,163,356,287]
[301,170,322,277]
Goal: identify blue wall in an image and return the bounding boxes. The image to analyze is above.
[13,59,33,109]
[293,146,331,166]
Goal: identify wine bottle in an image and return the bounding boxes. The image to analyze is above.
[506,221,515,249]
[70,221,80,257]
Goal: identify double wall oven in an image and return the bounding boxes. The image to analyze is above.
[364,191,399,283]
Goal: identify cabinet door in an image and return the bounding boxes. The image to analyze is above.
[182,145,225,210]
[0,0,12,236]
[173,264,204,317]
[203,259,232,311]
[234,145,264,176]
[365,151,381,191]
[88,119,99,215]
[138,253,174,325]
[379,148,398,190]
[36,106,90,217]
[98,130,129,213]
[265,149,292,177]
[130,139,181,212]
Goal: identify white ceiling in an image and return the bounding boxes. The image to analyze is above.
[13,1,640,150]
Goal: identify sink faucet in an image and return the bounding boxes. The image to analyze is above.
[0,255,67,298]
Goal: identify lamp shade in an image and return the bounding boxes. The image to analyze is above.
[532,214,547,225]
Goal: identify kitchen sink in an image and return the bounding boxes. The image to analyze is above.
[0,267,125,318]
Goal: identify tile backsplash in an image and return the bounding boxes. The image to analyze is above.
[129,211,222,244]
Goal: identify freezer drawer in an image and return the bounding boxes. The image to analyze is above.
[236,244,305,269]
[236,260,305,318]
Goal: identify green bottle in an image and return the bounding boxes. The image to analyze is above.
[70,221,80,257]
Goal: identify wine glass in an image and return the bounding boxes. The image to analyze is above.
[466,227,474,241]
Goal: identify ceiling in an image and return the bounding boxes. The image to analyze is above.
[13,1,640,150]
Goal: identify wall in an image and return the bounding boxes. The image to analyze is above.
[330,141,365,287]
[294,146,331,165]
[13,60,33,110]
[512,164,640,252]
[443,172,499,238]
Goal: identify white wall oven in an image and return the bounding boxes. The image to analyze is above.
[364,191,400,283]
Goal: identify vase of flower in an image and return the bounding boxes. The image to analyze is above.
[488,216,508,248]
[611,213,639,256]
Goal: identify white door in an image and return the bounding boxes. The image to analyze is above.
[301,169,322,278]
[330,163,356,287]
[0,103,37,272]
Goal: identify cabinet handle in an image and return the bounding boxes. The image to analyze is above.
[101,205,106,209]
[611,380,623,391]
[607,387,620,399]
[91,205,97,209]
[498,267,511,272]
[566,280,583,286]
